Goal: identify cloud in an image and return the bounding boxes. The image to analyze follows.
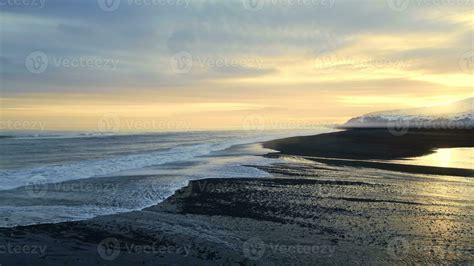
[1,0,472,129]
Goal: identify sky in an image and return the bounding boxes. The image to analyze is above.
[0,0,473,131]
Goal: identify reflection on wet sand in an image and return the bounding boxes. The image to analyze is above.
[393,148,473,169]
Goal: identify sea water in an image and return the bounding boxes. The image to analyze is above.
[0,129,329,227]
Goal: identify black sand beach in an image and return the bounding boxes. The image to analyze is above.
[264,128,473,160]
[1,175,472,265]
[264,128,474,177]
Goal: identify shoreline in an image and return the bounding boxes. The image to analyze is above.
[264,128,473,177]
[264,128,474,160]
[305,157,473,177]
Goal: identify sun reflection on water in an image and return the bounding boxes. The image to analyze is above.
[395,148,473,169]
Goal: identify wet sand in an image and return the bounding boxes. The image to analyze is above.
[303,157,473,177]
[1,173,472,265]
[264,128,474,176]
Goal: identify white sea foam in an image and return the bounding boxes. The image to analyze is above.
[0,133,292,190]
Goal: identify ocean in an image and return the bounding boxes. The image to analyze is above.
[0,129,332,227]
[1,129,472,264]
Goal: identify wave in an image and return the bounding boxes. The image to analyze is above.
[0,134,283,191]
[0,132,118,140]
[0,205,132,227]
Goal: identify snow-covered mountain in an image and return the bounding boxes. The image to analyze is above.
[344,97,474,128]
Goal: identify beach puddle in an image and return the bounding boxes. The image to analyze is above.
[392,148,473,169]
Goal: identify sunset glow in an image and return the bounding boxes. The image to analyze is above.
[1,1,473,131]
